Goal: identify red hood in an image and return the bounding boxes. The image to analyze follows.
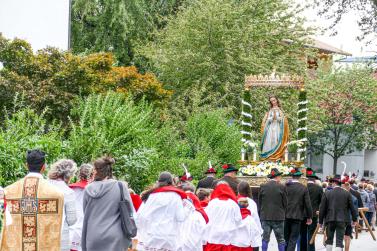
[186,192,209,223]
[210,183,237,203]
[69,180,89,189]
[152,186,187,200]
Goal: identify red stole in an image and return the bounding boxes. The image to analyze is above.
[186,192,209,223]
[240,208,251,219]
[130,194,142,211]
[152,186,187,200]
[69,180,88,189]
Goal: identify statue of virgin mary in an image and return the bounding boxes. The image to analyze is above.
[260,95,289,161]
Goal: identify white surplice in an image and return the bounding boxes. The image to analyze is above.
[178,199,206,251]
[136,192,186,251]
[233,214,262,248]
[204,198,242,245]
[246,198,263,247]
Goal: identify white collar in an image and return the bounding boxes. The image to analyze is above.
[26,172,44,179]
[308,181,315,184]
[291,179,300,183]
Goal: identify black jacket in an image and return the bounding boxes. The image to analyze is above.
[308,182,323,217]
[259,180,287,221]
[285,181,313,220]
[214,176,240,195]
[319,186,358,224]
[197,176,216,190]
[350,188,363,208]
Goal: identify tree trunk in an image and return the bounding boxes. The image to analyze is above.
[333,156,338,175]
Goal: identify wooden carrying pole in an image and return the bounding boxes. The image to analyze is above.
[359,207,376,241]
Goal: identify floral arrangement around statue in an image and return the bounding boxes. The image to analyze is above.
[240,161,297,177]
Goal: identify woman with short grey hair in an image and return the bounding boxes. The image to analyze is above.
[49,159,78,251]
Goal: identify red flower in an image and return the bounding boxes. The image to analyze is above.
[271,170,275,176]
[222,164,229,170]
[307,171,313,176]
[290,169,296,174]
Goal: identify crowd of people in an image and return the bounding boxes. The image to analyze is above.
[0,149,377,251]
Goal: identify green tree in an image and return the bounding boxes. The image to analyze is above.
[70,0,188,66]
[307,67,377,175]
[141,0,310,103]
[0,36,171,121]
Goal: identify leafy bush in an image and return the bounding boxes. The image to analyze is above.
[66,92,161,191]
[0,105,63,187]
[183,109,242,179]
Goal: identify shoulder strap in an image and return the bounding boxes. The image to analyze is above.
[118,182,125,201]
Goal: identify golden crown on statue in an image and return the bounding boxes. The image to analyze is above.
[245,71,304,89]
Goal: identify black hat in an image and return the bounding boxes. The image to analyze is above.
[306,168,319,179]
[330,174,342,185]
[222,164,238,174]
[26,149,46,167]
[267,168,283,179]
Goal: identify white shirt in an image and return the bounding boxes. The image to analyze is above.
[69,187,85,250]
[48,180,77,251]
[178,199,206,251]
[136,192,186,251]
[204,198,242,245]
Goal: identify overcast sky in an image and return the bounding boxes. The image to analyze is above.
[0,0,376,57]
[298,1,377,56]
[0,0,70,51]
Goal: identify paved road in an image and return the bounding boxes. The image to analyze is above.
[268,230,377,250]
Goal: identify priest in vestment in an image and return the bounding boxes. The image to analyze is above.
[1,149,64,251]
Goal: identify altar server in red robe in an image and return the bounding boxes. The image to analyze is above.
[204,182,242,251]
[136,172,187,251]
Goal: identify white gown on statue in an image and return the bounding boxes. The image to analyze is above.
[136,192,186,251]
[262,108,283,154]
[178,199,206,251]
[204,198,242,245]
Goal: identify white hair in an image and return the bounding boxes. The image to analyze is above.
[48,159,77,181]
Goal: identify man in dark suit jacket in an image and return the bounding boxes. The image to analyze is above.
[284,168,313,251]
[319,175,358,251]
[259,168,287,251]
[213,164,239,194]
[305,168,323,251]
[196,166,217,191]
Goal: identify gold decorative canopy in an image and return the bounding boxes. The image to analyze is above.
[245,72,304,89]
